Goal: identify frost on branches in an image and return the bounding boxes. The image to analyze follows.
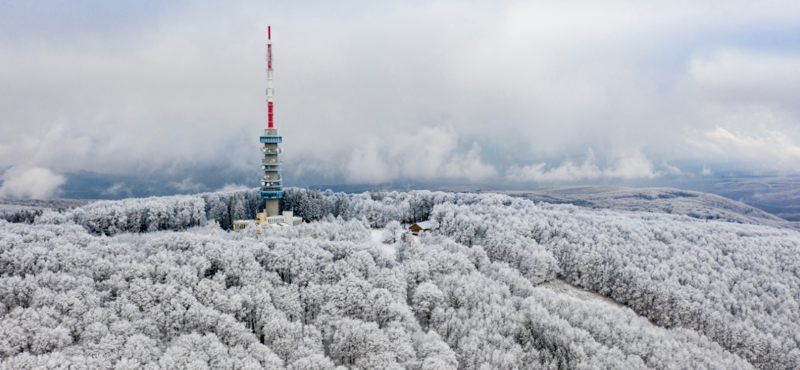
[0,188,798,369]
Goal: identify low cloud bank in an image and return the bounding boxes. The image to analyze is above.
[346,127,497,184]
[689,127,800,171]
[216,183,250,192]
[507,150,669,182]
[102,182,133,197]
[0,166,66,199]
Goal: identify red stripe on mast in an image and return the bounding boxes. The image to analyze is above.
[268,102,274,128]
[267,26,274,129]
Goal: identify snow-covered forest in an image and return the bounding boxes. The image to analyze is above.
[0,199,94,224]
[1,187,799,369]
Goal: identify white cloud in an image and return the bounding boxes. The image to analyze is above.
[443,143,498,182]
[702,166,713,176]
[216,184,251,192]
[691,51,800,107]
[507,150,601,182]
[507,149,662,182]
[603,151,659,179]
[346,142,396,184]
[345,127,497,184]
[682,51,800,173]
[662,162,682,175]
[689,127,800,170]
[2,1,800,187]
[0,166,66,199]
[102,182,133,197]
[167,178,205,192]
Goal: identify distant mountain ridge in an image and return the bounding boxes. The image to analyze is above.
[689,177,800,222]
[498,186,800,230]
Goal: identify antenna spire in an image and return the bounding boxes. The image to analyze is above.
[267,26,274,129]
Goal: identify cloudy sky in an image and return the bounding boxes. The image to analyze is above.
[1,0,799,198]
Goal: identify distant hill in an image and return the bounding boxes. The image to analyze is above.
[498,186,800,230]
[688,177,800,222]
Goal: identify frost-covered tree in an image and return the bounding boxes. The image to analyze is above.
[6,187,800,369]
[232,195,247,221]
[381,221,402,244]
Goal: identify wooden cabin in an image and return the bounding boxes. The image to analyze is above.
[408,220,432,235]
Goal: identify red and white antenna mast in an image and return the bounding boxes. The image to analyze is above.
[267,26,274,129]
[258,26,284,219]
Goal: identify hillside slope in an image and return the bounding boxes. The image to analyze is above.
[500,186,799,229]
[690,177,800,222]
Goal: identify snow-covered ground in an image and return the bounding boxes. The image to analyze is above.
[539,278,628,310]
[370,229,383,243]
[370,229,396,256]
